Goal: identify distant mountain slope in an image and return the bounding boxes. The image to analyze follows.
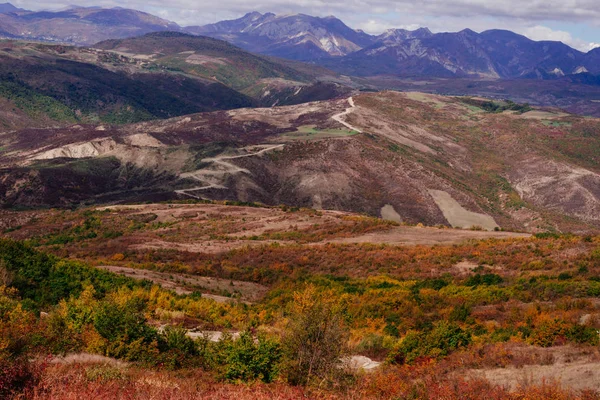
[0,5,597,82]
[0,40,254,128]
[0,2,25,13]
[0,5,179,44]
[192,12,600,80]
[3,92,600,233]
[185,12,376,60]
[320,29,600,79]
[93,32,351,105]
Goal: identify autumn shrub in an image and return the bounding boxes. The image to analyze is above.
[388,321,471,364]
[281,285,350,386]
[0,287,45,399]
[0,357,45,399]
[156,325,200,369]
[354,333,395,359]
[528,318,570,347]
[219,330,282,383]
[92,300,158,360]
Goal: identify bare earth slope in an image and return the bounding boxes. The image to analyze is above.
[2,92,600,232]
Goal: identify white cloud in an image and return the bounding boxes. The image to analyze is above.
[518,25,599,52]
[14,0,600,23]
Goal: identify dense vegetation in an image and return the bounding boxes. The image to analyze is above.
[2,214,600,398]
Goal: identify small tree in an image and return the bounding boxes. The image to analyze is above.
[282,285,350,386]
[222,330,281,383]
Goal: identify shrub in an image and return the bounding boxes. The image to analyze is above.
[92,301,157,360]
[156,325,199,369]
[528,319,570,347]
[281,286,350,386]
[222,330,281,383]
[159,325,197,356]
[355,333,395,359]
[388,321,471,364]
[465,273,503,287]
[0,357,44,399]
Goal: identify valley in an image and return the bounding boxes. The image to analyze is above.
[1,6,600,399]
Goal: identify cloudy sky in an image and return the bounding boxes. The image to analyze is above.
[11,0,600,51]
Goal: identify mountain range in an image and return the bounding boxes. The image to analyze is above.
[0,5,598,81]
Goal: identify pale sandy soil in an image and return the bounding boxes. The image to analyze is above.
[470,360,600,391]
[464,345,600,392]
[327,226,529,246]
[428,189,500,231]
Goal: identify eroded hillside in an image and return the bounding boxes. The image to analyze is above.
[2,92,600,232]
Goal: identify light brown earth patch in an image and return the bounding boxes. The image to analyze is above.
[91,203,527,252]
[185,54,229,65]
[380,204,403,223]
[326,225,529,246]
[428,189,500,231]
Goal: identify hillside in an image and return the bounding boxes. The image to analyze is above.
[190,12,600,82]
[186,12,375,60]
[0,5,179,44]
[0,39,255,128]
[0,35,352,129]
[320,29,599,79]
[1,5,599,85]
[3,202,600,398]
[93,32,351,103]
[2,91,600,233]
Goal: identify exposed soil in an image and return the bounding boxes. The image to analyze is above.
[327,225,529,246]
[428,189,499,231]
[477,361,600,391]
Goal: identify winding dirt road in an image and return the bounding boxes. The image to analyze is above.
[176,144,285,199]
[177,97,360,200]
[331,97,362,133]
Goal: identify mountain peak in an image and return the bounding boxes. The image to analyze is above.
[0,2,23,13]
[242,11,263,20]
[458,28,478,36]
[377,27,433,44]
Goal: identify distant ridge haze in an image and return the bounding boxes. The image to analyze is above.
[0,5,598,79]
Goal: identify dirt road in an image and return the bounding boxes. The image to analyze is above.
[331,97,362,133]
[176,144,285,199]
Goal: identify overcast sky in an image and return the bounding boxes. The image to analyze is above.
[11,0,600,52]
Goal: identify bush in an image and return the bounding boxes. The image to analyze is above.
[465,273,503,287]
[159,325,197,356]
[354,333,395,359]
[92,301,157,360]
[156,325,199,369]
[388,321,471,364]
[0,357,44,399]
[222,330,281,383]
[281,286,350,386]
[528,319,569,347]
